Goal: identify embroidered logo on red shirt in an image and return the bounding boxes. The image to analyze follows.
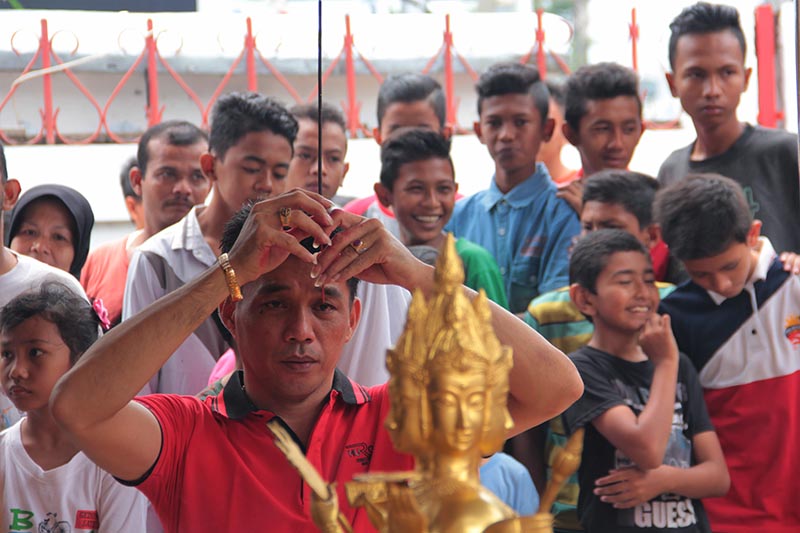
[785,315,800,346]
[345,442,374,467]
[75,510,99,529]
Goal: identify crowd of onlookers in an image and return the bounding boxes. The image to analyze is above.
[0,2,798,532]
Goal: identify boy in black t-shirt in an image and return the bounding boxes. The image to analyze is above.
[562,230,729,533]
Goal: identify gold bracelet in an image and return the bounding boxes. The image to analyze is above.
[218,253,243,302]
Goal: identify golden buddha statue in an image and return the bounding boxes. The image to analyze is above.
[269,234,582,533]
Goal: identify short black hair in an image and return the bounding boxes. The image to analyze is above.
[220,204,359,303]
[119,156,140,201]
[379,128,454,191]
[668,2,746,69]
[570,229,649,293]
[290,102,347,135]
[546,79,567,110]
[475,62,549,124]
[583,170,659,228]
[0,282,99,365]
[0,141,7,184]
[209,92,298,161]
[137,120,208,177]
[376,73,446,129]
[654,173,752,260]
[564,63,641,131]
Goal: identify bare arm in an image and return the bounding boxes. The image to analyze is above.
[50,191,336,481]
[312,212,584,436]
[593,431,730,508]
[591,314,679,470]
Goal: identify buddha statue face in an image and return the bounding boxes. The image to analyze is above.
[479,377,514,456]
[385,369,427,455]
[428,370,487,455]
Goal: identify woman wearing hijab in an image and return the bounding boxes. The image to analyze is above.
[6,184,94,279]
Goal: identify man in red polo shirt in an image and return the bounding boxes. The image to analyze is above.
[51,189,583,532]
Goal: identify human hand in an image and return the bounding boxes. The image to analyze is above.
[638,313,678,367]
[312,209,430,290]
[226,189,335,285]
[594,466,667,509]
[779,251,800,275]
[556,179,584,214]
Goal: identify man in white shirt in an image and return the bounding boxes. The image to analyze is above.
[123,93,297,395]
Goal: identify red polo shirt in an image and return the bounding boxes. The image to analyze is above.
[131,370,413,532]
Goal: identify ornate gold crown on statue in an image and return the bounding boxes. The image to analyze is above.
[385,233,514,457]
[269,233,583,533]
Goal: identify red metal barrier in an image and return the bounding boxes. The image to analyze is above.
[3,8,778,145]
[519,9,572,78]
[629,7,639,73]
[422,15,480,133]
[755,4,781,127]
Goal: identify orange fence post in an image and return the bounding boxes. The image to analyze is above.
[145,19,162,127]
[245,17,257,92]
[39,19,55,144]
[629,7,639,72]
[536,9,546,78]
[343,15,361,137]
[443,15,456,129]
[755,4,779,127]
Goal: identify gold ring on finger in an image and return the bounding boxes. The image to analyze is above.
[279,207,292,230]
[350,239,368,255]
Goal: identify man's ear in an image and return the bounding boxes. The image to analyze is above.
[441,125,453,140]
[345,297,362,344]
[747,219,762,247]
[1,179,21,211]
[665,72,678,98]
[219,296,237,339]
[743,67,752,91]
[542,117,555,142]
[130,166,144,197]
[374,182,393,208]
[473,121,484,143]
[569,283,596,318]
[372,127,383,146]
[563,122,579,147]
[644,223,661,249]
[200,153,218,182]
[339,162,350,191]
[124,196,141,222]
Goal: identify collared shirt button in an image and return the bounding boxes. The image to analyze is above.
[500,267,507,275]
[498,227,506,236]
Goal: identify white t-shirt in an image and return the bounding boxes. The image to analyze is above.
[0,250,87,430]
[0,420,147,533]
[336,281,411,386]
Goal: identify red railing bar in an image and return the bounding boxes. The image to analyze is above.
[755,4,779,127]
[549,49,571,75]
[40,19,55,144]
[355,46,384,85]
[255,49,304,103]
[307,50,342,103]
[145,19,162,127]
[203,48,247,128]
[443,14,456,129]
[49,47,104,144]
[343,15,361,136]
[0,29,46,144]
[102,46,149,143]
[245,17,257,92]
[629,8,639,72]
[536,8,547,78]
